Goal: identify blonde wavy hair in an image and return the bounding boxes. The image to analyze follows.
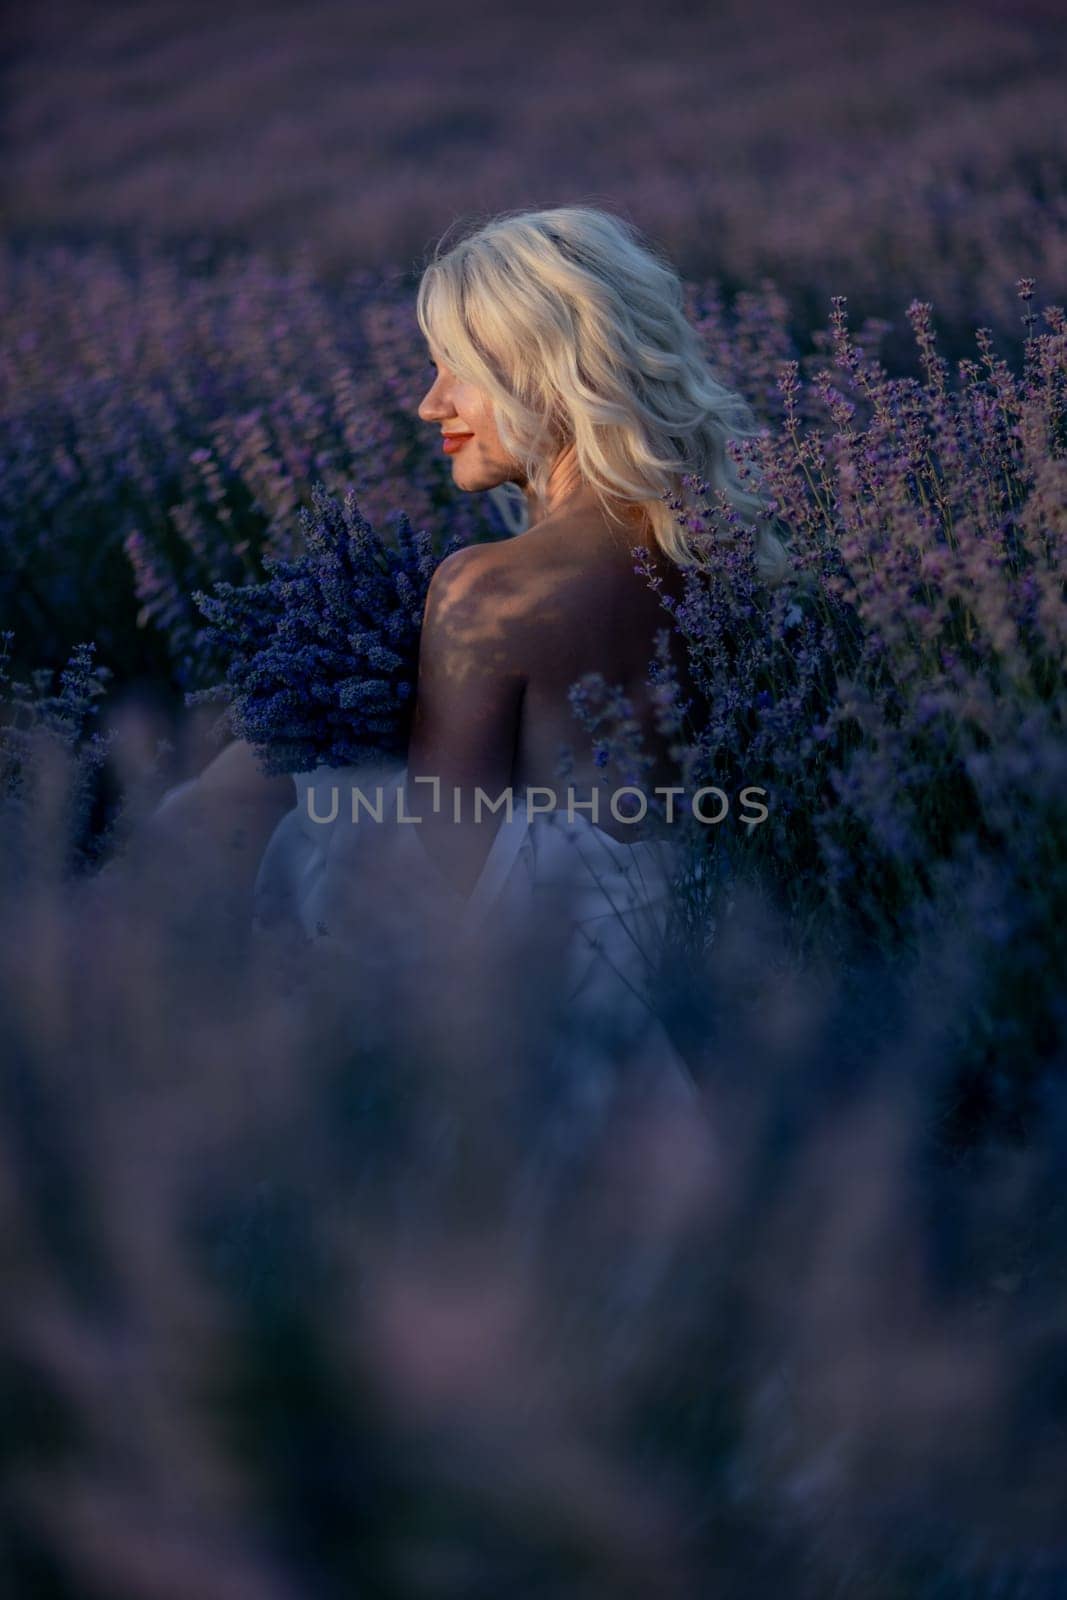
[416,204,792,586]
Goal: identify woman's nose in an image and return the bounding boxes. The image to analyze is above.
[418,378,450,423]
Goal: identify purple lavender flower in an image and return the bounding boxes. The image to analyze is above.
[186,483,465,776]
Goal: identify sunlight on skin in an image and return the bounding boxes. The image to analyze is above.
[404,544,527,901]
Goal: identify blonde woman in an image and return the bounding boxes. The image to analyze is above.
[167,206,791,1096]
[404,205,789,900]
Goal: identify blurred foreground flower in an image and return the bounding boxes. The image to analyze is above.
[2,712,1067,1598]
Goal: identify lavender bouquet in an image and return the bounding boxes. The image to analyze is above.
[186,483,466,777]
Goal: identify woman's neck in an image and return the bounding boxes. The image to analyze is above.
[522,445,649,537]
[522,443,585,522]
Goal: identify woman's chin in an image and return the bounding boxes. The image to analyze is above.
[451,461,492,491]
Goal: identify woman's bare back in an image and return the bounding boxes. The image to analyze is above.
[490,509,706,843]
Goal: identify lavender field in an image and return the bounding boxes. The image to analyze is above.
[3,2,1067,1595]
[7,0,1067,352]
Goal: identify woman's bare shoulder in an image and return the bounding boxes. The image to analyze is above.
[435,520,662,642]
[427,538,542,628]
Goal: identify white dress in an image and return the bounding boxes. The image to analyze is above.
[252,764,697,1104]
[154,761,698,1127]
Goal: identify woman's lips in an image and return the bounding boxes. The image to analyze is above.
[442,433,474,454]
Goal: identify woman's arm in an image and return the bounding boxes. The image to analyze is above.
[406,547,526,900]
[143,739,296,921]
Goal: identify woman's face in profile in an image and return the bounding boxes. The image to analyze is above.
[417,349,524,492]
